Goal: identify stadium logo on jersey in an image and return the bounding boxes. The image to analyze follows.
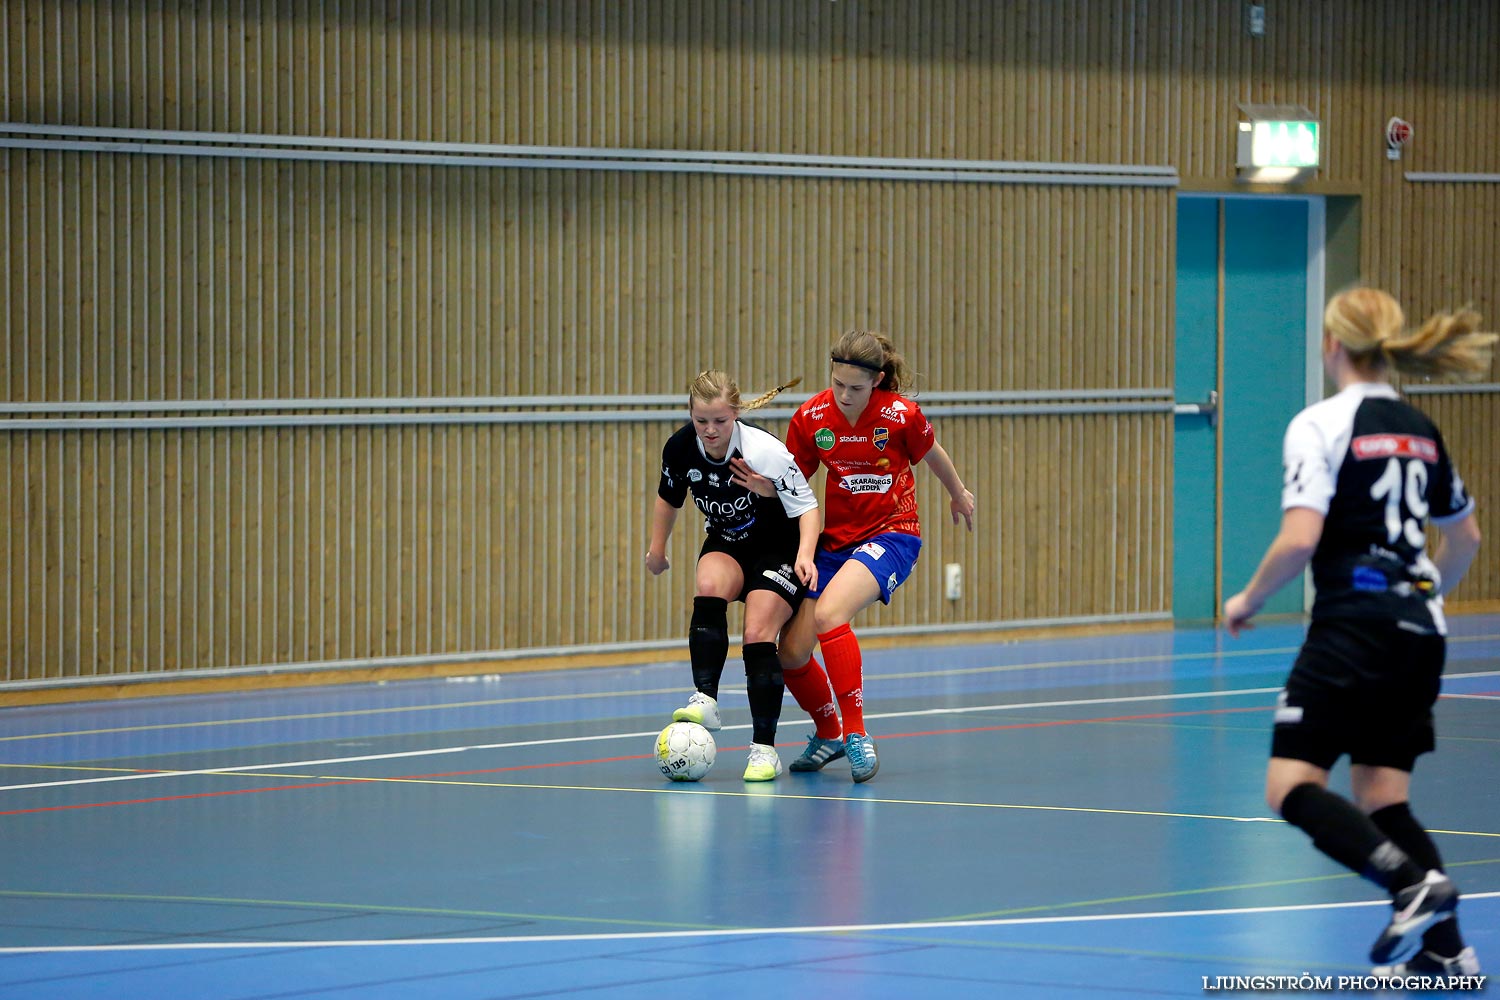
[838,435,868,444]
[814,428,836,451]
[687,469,702,482]
[872,426,889,451]
[1351,434,1437,463]
[837,473,893,495]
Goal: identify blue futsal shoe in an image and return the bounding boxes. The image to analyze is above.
[845,733,879,783]
[789,734,845,772]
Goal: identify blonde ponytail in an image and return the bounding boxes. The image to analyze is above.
[690,370,802,413]
[1325,288,1497,381]
[742,376,802,412]
[1384,308,1497,381]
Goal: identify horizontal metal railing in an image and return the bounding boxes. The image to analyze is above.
[0,390,1178,430]
[1,122,1180,187]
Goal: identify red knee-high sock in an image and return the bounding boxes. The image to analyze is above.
[783,655,841,740]
[817,623,866,737]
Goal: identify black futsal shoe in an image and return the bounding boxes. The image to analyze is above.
[1369,870,1458,965]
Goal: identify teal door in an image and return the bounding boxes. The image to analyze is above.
[1174,196,1318,621]
[1172,200,1220,621]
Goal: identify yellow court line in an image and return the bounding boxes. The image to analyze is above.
[166,768,1500,840]
[6,632,1496,743]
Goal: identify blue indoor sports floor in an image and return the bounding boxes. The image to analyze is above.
[2,615,1497,998]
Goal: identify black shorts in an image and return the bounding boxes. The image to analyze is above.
[699,534,806,611]
[1270,618,1445,773]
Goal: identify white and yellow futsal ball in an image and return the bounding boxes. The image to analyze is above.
[655,721,716,781]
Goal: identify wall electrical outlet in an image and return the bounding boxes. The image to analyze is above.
[944,563,962,601]
[1246,4,1266,37]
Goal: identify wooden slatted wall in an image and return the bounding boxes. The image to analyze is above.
[2,1,1496,685]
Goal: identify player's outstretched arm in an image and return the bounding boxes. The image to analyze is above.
[794,507,821,590]
[921,442,975,531]
[646,496,678,575]
[1431,512,1482,597]
[1223,507,1324,636]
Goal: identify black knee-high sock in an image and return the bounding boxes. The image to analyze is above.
[688,597,729,699]
[743,641,784,746]
[1371,802,1465,956]
[1279,783,1426,892]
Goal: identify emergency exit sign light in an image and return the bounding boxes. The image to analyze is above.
[1236,104,1321,182]
[1242,120,1319,167]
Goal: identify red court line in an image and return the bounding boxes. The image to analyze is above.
[1,703,1274,815]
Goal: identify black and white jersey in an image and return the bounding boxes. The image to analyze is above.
[1282,382,1474,631]
[658,420,817,545]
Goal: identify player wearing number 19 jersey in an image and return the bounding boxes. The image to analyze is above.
[1224,287,1493,975]
[1284,381,1471,633]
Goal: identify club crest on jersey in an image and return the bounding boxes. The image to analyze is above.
[872,426,889,451]
[687,469,702,482]
[814,427,836,451]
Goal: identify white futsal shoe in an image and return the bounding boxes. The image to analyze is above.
[672,691,722,731]
[742,743,783,781]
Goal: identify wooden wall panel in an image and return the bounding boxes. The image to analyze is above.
[1409,392,1500,612]
[1,409,1169,681]
[3,0,1497,685]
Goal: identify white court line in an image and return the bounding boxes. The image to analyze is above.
[0,685,1287,793]
[1,891,1496,954]
[4,671,1498,794]
[5,634,1495,745]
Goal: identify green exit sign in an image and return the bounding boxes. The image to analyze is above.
[1241,120,1320,168]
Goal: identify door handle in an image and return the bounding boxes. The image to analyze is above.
[1173,389,1218,428]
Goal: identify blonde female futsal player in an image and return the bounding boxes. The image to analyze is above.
[1225,288,1493,973]
[647,370,819,781]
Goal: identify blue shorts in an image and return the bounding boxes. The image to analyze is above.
[809,532,923,605]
